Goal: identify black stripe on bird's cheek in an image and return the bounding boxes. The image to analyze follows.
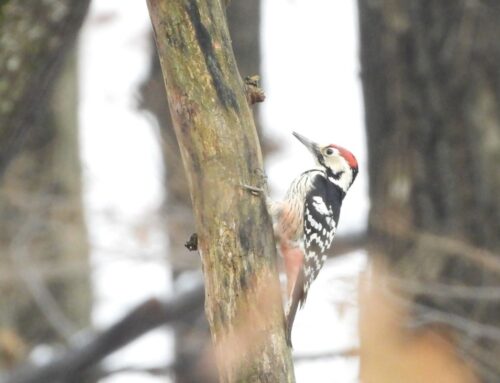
[327,169,343,180]
[317,154,326,167]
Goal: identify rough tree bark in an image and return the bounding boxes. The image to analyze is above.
[140,1,263,381]
[146,1,295,382]
[358,1,500,382]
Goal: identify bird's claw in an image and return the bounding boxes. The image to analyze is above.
[240,168,268,196]
[240,183,265,196]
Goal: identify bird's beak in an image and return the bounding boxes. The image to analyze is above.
[293,132,321,158]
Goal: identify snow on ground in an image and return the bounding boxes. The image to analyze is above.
[79,0,367,382]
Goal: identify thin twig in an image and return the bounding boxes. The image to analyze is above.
[8,214,77,342]
[372,221,500,273]
[411,301,500,342]
[390,277,500,301]
[294,347,359,362]
[86,362,176,380]
[416,232,500,274]
[382,285,500,342]
[328,232,368,257]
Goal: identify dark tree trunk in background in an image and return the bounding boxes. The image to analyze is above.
[0,51,91,368]
[0,0,90,177]
[227,1,263,135]
[358,1,500,381]
[140,1,263,381]
[0,0,90,370]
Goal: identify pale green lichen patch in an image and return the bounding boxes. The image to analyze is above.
[6,55,19,71]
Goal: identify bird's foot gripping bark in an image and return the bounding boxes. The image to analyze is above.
[240,183,265,195]
[240,168,268,196]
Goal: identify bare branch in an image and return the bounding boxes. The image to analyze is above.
[372,220,500,273]
[415,232,500,274]
[87,363,176,381]
[381,282,500,342]
[328,232,368,257]
[294,348,359,362]
[410,302,500,342]
[391,277,500,301]
[9,215,77,342]
[3,280,204,383]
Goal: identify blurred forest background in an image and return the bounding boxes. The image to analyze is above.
[0,1,499,383]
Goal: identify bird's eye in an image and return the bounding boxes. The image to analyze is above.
[324,148,334,156]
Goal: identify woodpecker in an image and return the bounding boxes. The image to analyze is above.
[272,132,358,346]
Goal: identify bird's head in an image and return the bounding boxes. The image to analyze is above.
[293,131,358,192]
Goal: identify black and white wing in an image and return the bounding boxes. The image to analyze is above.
[285,174,342,346]
[301,177,340,301]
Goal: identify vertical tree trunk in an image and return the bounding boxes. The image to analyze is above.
[0,0,90,177]
[146,1,295,381]
[0,0,90,370]
[358,1,500,381]
[0,50,91,368]
[140,1,262,381]
[227,0,264,137]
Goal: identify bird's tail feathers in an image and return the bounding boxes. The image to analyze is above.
[284,270,306,347]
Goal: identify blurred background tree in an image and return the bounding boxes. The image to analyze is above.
[358,1,500,381]
[0,0,90,369]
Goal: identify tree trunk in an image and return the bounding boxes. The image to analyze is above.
[140,1,263,381]
[227,0,265,140]
[0,49,91,370]
[140,43,208,383]
[0,0,90,370]
[146,0,295,382]
[358,1,500,382]
[0,0,90,178]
